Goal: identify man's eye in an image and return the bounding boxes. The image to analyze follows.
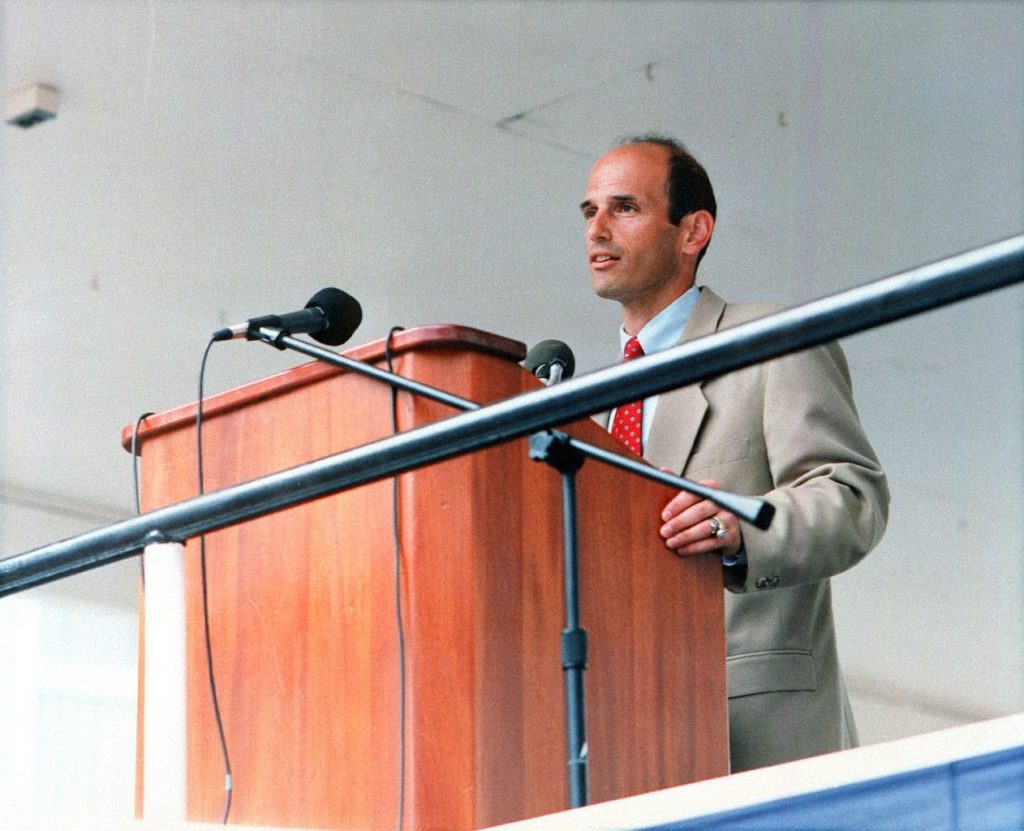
[618,203,636,213]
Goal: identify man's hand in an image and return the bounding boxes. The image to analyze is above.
[659,478,743,557]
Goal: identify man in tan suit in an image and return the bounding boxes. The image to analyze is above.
[582,136,889,772]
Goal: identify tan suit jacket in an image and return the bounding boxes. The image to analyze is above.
[643,286,889,772]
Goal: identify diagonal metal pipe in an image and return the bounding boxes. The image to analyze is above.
[1,234,1021,598]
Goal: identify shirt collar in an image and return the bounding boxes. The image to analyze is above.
[619,285,700,356]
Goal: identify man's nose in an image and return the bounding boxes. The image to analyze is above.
[587,210,610,242]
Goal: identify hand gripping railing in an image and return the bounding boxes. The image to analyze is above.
[1,234,1021,597]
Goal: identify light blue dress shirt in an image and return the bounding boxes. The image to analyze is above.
[614,285,701,450]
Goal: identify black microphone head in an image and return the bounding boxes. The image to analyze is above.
[524,339,576,380]
[306,287,363,346]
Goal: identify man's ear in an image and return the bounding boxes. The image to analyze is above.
[678,210,715,258]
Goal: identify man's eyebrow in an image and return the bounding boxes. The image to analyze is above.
[579,194,639,211]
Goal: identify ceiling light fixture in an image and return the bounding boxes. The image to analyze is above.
[5,83,60,128]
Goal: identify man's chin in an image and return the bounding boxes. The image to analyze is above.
[590,274,623,302]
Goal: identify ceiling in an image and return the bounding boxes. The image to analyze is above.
[1,0,1022,734]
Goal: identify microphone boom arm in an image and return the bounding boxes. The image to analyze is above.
[254,326,474,411]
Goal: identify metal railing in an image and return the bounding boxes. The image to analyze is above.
[1,234,1021,598]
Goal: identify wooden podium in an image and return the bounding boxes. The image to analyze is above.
[127,325,728,830]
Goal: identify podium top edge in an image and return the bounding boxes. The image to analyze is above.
[120,324,527,453]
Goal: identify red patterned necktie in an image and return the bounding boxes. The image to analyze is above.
[610,336,644,454]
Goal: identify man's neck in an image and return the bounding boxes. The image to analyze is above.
[622,294,687,335]
[620,276,697,336]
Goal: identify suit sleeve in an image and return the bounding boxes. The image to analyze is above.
[733,341,889,593]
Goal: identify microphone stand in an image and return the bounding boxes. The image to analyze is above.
[250,326,774,810]
[527,430,588,807]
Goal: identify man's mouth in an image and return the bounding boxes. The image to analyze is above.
[590,252,619,266]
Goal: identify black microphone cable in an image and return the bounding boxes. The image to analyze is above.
[128,346,233,821]
[130,411,155,587]
[196,335,233,824]
[385,325,407,831]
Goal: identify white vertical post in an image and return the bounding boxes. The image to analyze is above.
[142,540,187,821]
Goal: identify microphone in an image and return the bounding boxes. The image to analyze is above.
[213,287,363,346]
[525,339,575,385]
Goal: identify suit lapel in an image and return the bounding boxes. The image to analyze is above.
[644,287,726,471]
